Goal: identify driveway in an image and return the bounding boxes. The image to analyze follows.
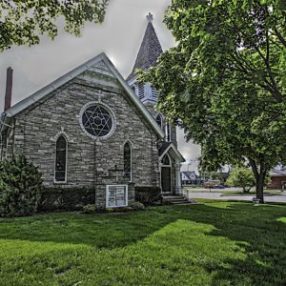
[184,188,286,203]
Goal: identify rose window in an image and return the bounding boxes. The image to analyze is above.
[81,104,114,138]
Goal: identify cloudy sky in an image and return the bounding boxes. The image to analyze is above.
[0,0,201,169]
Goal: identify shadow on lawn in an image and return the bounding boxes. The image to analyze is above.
[186,203,286,286]
[0,203,285,285]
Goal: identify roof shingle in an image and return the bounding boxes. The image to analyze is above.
[127,18,163,81]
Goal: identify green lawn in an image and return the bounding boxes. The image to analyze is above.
[0,202,286,286]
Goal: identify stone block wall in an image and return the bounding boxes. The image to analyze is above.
[4,62,160,207]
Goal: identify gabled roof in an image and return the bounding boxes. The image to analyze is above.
[127,16,163,81]
[2,53,164,138]
[159,142,185,163]
[181,171,199,180]
[270,169,286,177]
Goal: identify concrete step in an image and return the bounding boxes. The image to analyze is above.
[163,195,196,205]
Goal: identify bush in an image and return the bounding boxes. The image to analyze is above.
[82,204,97,214]
[135,186,162,205]
[39,187,95,211]
[0,156,43,217]
[130,201,145,210]
[226,167,255,193]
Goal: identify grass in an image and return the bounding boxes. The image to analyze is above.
[0,202,285,285]
[220,189,284,196]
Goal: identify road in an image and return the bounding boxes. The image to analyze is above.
[184,188,286,203]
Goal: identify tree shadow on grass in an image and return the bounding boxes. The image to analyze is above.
[0,203,285,285]
[182,203,286,286]
[0,209,181,249]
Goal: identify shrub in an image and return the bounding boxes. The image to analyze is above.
[0,155,43,217]
[226,167,255,193]
[135,186,162,205]
[39,187,95,211]
[130,201,145,210]
[82,204,97,214]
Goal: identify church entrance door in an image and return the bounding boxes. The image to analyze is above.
[161,166,172,194]
[160,154,173,194]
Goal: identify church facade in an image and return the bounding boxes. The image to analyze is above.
[0,15,184,209]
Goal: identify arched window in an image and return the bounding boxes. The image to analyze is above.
[156,114,163,129]
[55,135,67,182]
[161,154,171,166]
[123,142,132,181]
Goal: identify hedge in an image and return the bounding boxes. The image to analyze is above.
[135,186,162,205]
[38,187,95,211]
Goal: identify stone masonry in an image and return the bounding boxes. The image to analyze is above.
[3,60,161,208]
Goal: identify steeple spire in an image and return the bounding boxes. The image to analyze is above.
[127,13,163,81]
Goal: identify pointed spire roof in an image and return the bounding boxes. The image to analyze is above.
[127,13,163,81]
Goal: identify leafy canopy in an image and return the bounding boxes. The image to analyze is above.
[0,0,109,51]
[144,0,286,202]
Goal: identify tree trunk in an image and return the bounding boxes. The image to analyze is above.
[255,172,265,203]
[249,158,267,204]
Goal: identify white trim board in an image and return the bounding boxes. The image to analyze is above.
[160,143,185,163]
[3,53,164,139]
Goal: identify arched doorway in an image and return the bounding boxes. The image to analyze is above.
[161,154,172,194]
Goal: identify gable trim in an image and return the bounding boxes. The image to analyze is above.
[159,143,185,163]
[3,53,164,138]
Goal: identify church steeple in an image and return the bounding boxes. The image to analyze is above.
[127,13,177,146]
[127,13,163,81]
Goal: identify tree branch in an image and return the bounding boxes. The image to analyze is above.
[273,27,286,48]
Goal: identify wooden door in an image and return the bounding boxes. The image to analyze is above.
[161,167,172,194]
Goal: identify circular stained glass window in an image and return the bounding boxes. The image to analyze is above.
[80,103,115,139]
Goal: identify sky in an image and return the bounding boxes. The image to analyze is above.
[0,0,201,170]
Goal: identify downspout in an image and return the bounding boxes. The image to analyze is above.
[0,113,6,161]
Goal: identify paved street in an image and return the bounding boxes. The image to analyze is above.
[184,188,286,203]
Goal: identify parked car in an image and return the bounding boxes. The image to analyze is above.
[203,180,222,189]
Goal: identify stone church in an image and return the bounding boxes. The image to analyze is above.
[0,14,184,209]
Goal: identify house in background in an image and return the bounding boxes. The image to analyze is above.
[268,166,286,190]
[181,171,202,185]
[0,14,185,209]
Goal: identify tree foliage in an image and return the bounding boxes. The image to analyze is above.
[144,0,286,202]
[226,167,255,193]
[0,0,109,51]
[0,155,43,217]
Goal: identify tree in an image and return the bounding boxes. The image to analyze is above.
[226,167,255,193]
[143,0,286,203]
[0,0,109,51]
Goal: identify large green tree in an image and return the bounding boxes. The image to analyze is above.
[0,0,109,51]
[144,0,286,203]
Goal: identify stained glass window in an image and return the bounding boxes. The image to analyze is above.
[123,142,132,180]
[82,104,113,138]
[55,135,67,182]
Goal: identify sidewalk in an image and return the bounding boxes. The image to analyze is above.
[184,189,286,203]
